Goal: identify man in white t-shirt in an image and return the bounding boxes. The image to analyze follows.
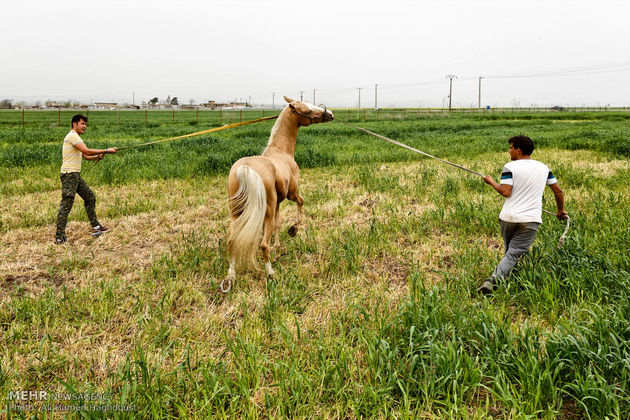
[477,135,568,295]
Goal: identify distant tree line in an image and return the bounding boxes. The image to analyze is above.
[148,97,178,106]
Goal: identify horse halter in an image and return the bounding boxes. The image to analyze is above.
[291,104,332,123]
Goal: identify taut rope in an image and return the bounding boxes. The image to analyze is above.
[116,115,279,151]
[338,119,570,248]
[81,114,279,174]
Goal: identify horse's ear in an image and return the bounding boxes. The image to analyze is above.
[284,96,295,104]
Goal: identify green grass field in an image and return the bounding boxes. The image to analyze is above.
[1,110,629,418]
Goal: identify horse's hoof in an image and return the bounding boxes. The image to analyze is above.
[288,225,298,237]
[220,277,233,293]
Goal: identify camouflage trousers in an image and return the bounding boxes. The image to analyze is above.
[55,172,100,240]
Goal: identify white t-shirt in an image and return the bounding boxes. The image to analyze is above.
[498,159,557,224]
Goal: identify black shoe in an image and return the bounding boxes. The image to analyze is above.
[55,237,67,245]
[92,225,110,233]
[477,279,496,296]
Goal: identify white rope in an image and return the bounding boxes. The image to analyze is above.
[339,119,570,248]
[543,210,571,248]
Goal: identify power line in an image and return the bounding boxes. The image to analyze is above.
[302,62,630,96]
[462,61,630,80]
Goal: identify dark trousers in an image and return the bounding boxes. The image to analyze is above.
[55,172,99,239]
[491,220,540,281]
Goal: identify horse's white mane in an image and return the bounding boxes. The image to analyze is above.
[267,102,324,146]
[267,107,288,146]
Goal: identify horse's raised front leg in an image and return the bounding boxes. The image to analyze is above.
[261,204,276,276]
[287,190,304,237]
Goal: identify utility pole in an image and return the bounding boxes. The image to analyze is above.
[445,74,457,111]
[132,92,135,106]
[357,87,362,109]
[478,77,483,109]
[272,92,275,109]
[299,91,304,101]
[313,89,316,104]
[374,84,379,109]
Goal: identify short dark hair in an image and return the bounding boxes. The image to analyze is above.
[71,114,88,126]
[508,135,534,155]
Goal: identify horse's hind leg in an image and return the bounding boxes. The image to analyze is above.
[287,191,304,237]
[272,202,281,249]
[261,201,277,276]
[221,260,236,293]
[222,212,238,292]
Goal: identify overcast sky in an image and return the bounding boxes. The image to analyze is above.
[1,0,629,107]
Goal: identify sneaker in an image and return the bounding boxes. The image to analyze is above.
[92,225,110,233]
[477,279,496,296]
[55,237,67,245]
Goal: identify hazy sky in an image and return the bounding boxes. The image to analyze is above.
[1,0,629,107]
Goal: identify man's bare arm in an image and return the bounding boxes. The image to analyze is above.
[548,183,568,220]
[82,153,104,161]
[74,142,117,156]
[483,175,512,197]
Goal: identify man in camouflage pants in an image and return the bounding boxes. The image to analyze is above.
[55,114,117,244]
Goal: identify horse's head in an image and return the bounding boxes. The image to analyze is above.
[284,96,334,126]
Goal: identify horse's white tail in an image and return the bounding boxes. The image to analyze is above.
[227,165,266,271]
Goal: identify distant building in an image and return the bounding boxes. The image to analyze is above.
[203,100,250,110]
[92,101,118,110]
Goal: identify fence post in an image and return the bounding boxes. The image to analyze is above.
[262,109,265,117]
[172,108,175,124]
[219,110,222,125]
[58,108,61,127]
[118,109,120,126]
[240,109,243,122]
[22,108,25,127]
[363,108,366,120]
[196,107,199,123]
[145,108,147,127]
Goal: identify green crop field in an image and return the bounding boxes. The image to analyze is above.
[1,110,629,418]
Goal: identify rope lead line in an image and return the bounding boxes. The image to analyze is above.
[339,119,484,176]
[116,115,280,151]
[337,118,570,248]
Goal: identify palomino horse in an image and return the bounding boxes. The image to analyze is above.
[223,96,334,290]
